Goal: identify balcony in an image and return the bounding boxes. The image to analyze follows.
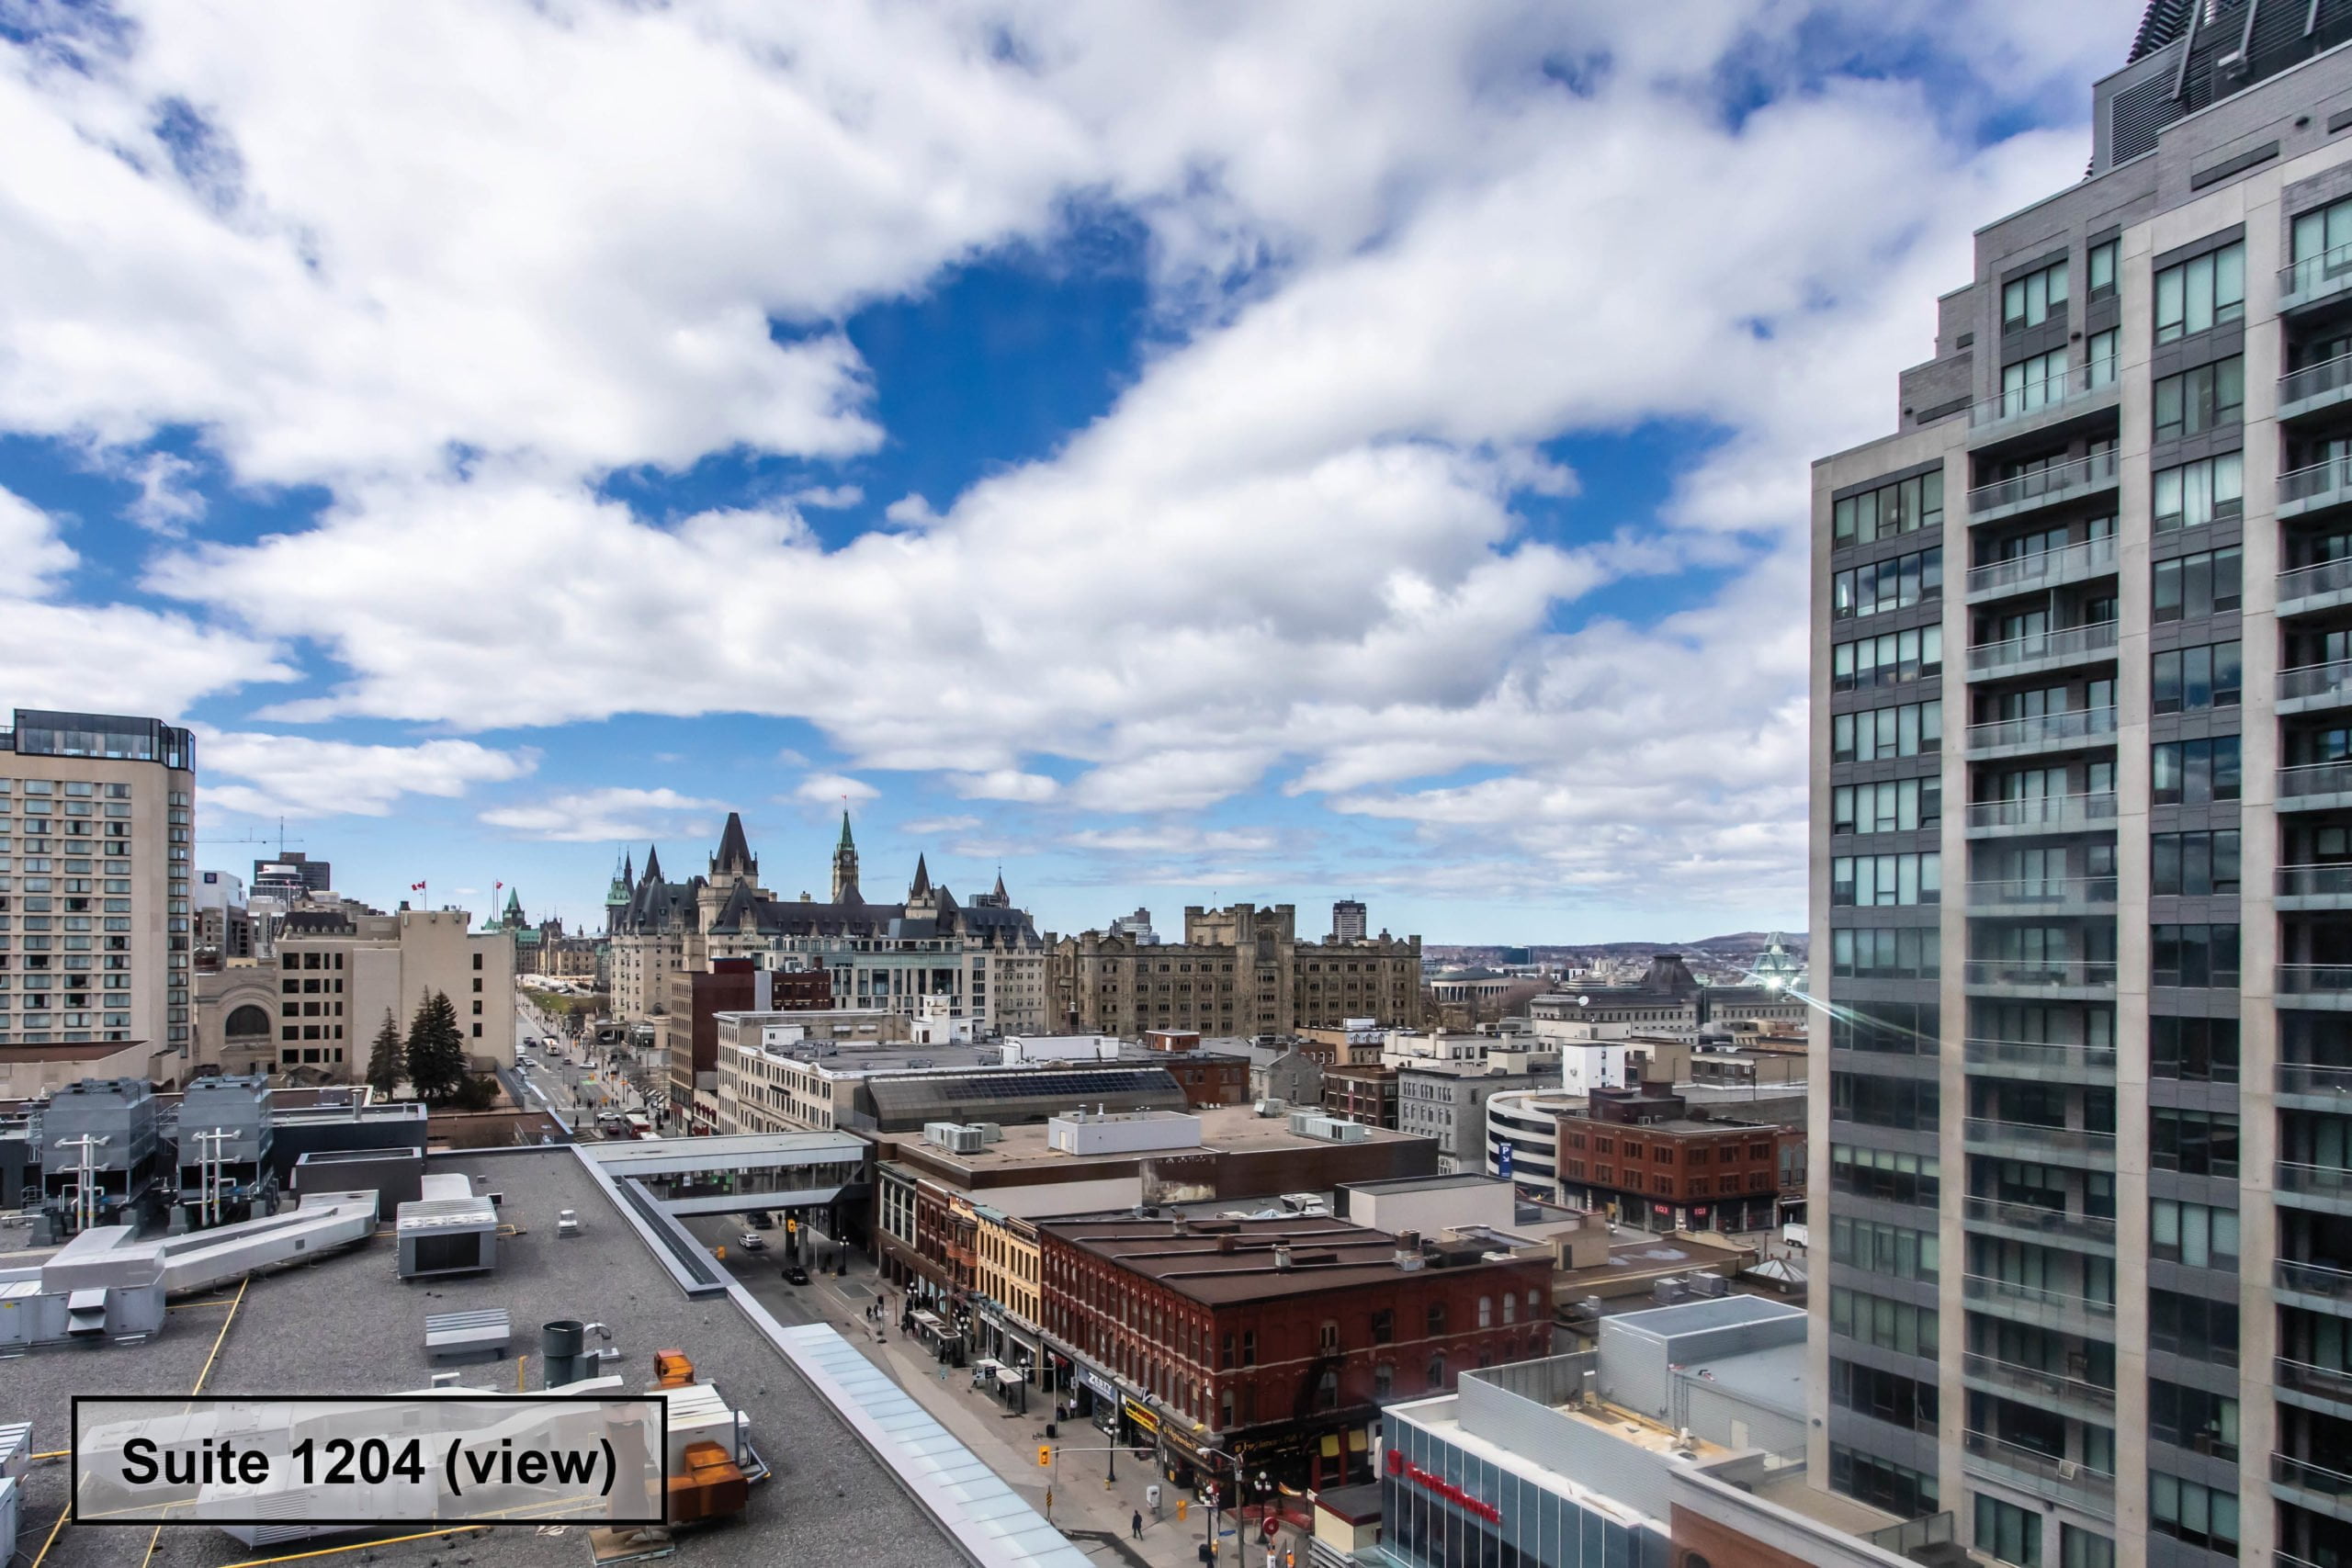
[2281,454,2352,521]
[1966,449,2120,523]
[1963,791,2117,838]
[1961,1353,2115,1418]
[2277,1356,2352,1416]
[2280,965,2352,1010]
[1964,535,2118,603]
[1965,621,2119,682]
[1962,1428,2115,1518]
[1962,1194,2117,1251]
[1963,875,2117,917]
[2282,660,2352,719]
[1962,960,2118,999]
[2272,1451,2352,1525]
[2279,557,2352,618]
[2281,762,2352,813]
[2282,350,2352,423]
[2281,864,2352,911]
[1962,1036,2117,1083]
[2279,242,2352,316]
[2279,1161,2352,1215]
[1962,706,2117,761]
[2280,1061,2352,1107]
[1966,361,2120,448]
[1963,1117,2117,1166]
[2277,1258,2352,1311]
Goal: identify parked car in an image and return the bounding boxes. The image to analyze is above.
[736,1232,767,1252]
[782,1264,809,1286]
[749,1212,774,1230]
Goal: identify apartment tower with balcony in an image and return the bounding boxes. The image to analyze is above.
[1811,10,2352,1567]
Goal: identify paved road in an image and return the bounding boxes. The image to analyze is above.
[670,1212,1283,1568]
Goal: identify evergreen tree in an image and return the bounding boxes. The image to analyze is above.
[404,988,469,1103]
[365,1007,405,1098]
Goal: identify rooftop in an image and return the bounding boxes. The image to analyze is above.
[888,1100,1422,1173]
[6,1145,1035,1568]
[1037,1213,1532,1305]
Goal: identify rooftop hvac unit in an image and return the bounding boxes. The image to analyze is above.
[972,1122,1004,1144]
[556,1209,582,1239]
[946,1126,988,1155]
[1688,1272,1728,1298]
[1254,1100,1287,1117]
[1288,1113,1369,1145]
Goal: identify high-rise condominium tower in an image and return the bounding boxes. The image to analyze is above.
[1811,13,2352,1567]
[0,709,196,1059]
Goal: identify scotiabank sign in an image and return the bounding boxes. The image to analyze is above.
[1385,1446,1501,1524]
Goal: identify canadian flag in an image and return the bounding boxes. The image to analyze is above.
[411,881,426,891]
[495,881,503,890]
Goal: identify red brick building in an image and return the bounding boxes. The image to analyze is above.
[665,957,832,1129]
[1553,1082,1797,1232]
[1323,1064,1398,1128]
[1037,1214,1551,1492]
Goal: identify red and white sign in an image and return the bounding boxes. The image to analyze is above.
[1384,1447,1500,1524]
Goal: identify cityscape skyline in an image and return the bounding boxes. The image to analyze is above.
[0,5,2143,943]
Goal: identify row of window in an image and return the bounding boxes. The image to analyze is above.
[1830,699,1939,761]
[1831,469,1944,548]
[1829,852,1940,907]
[1829,1143,1939,1206]
[1830,626,1942,692]
[1830,547,1940,620]
[1831,777,1940,836]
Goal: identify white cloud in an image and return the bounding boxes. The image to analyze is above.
[481,785,719,842]
[122,452,207,535]
[200,728,536,818]
[1068,826,1280,856]
[4,1,2142,915]
[791,772,878,807]
[788,484,864,510]
[950,770,1059,803]
[0,483,288,714]
[900,814,980,837]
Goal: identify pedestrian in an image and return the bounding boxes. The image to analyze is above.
[1131,1510,1143,1540]
[1265,1547,1276,1568]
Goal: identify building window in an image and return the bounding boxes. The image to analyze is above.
[2003,259,2068,332]
[2149,1472,2238,1554]
[2154,241,2244,342]
[2001,349,2069,416]
[2149,923,2239,987]
[2152,546,2240,621]
[2150,830,2239,896]
[1319,1321,1339,1355]
[1426,1303,1446,1336]
[1975,1494,2041,1568]
[2151,642,2241,714]
[1831,469,1943,548]
[2086,239,2118,299]
[1831,547,1941,619]
[2150,737,2241,806]
[2152,356,2242,441]
[2152,453,2242,531]
[1426,1353,1446,1389]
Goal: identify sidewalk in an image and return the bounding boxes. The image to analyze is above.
[778,1258,1288,1568]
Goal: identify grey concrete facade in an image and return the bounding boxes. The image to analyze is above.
[1812,35,2352,1568]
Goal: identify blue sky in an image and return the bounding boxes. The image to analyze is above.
[0,1,2136,943]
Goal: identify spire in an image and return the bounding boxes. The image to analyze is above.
[838,810,855,851]
[605,849,632,908]
[910,853,932,898]
[992,868,1008,903]
[713,811,756,879]
[504,886,522,914]
[831,811,861,903]
[643,843,663,884]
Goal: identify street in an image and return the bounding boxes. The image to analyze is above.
[673,1210,1291,1568]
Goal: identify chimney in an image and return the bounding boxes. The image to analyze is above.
[1272,1243,1294,1271]
[1395,1230,1424,1270]
[1173,1215,1190,1237]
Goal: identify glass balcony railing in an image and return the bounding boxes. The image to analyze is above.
[2277,1258,2352,1301]
[2280,454,2352,509]
[2283,349,2352,411]
[1962,1194,2116,1245]
[1962,1352,2115,1412]
[1962,1428,2116,1512]
[1967,359,2119,429]
[2279,1161,2352,1203]
[1962,1037,2117,1077]
[2274,1450,2352,1506]
[2280,241,2352,310]
[1964,876,2116,909]
[1963,1274,2117,1323]
[2280,557,2352,608]
[1963,707,2117,754]
[2282,761,2352,800]
[2276,1355,2352,1405]
[1963,791,2117,832]
[1962,960,2118,991]
[2279,1061,2352,1099]
[1965,535,2117,598]
[2279,864,2352,900]
[2281,660,2352,708]
[1965,621,2118,676]
[2279,964,2352,998]
[1963,1118,2117,1159]
[1967,449,2120,514]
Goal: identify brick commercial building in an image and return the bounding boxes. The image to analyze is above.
[1553,1083,1801,1234]
[1323,1063,1399,1128]
[1037,1213,1552,1495]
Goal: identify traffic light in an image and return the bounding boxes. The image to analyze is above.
[1038,1446,1052,1467]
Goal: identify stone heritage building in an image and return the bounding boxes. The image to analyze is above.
[1046,902,1425,1038]
[605,812,1046,1038]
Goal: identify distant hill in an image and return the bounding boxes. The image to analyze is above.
[1426,931,1805,963]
